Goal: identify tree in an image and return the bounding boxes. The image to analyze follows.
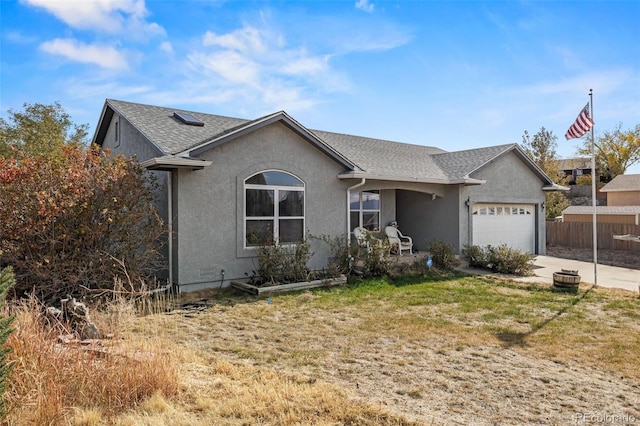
[577,123,640,182]
[0,145,165,304]
[521,127,569,218]
[521,127,564,181]
[0,102,88,158]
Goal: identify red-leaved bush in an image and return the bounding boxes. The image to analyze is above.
[0,145,165,303]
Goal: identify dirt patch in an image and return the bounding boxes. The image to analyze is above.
[546,246,640,270]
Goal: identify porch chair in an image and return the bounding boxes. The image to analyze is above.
[385,225,413,256]
[353,227,378,253]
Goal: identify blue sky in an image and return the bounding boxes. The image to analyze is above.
[1,0,639,170]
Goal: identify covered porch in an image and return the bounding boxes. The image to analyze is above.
[346,179,467,254]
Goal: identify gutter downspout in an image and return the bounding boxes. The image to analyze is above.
[347,178,366,246]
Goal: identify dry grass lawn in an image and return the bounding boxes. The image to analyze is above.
[120,274,640,425]
[6,273,640,425]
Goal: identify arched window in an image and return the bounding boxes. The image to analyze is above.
[244,171,305,247]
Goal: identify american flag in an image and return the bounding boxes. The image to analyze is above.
[565,103,594,140]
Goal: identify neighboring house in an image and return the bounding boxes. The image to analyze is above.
[561,206,640,225]
[92,99,563,292]
[600,174,640,206]
[555,157,594,184]
[562,174,640,224]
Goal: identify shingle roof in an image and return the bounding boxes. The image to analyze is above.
[105,99,249,155]
[431,144,517,178]
[95,99,552,185]
[555,157,591,171]
[310,129,451,181]
[563,205,640,215]
[600,174,640,192]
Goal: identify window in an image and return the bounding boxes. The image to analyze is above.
[350,190,380,231]
[245,171,304,247]
[114,120,120,147]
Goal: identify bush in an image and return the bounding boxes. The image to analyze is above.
[361,238,391,277]
[463,244,488,269]
[462,244,533,276]
[427,240,461,271]
[254,239,313,285]
[0,145,165,304]
[312,234,354,276]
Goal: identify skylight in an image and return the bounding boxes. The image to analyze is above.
[174,111,204,126]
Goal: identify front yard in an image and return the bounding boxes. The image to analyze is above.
[7,272,639,425]
[118,274,640,425]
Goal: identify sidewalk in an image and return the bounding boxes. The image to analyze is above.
[461,255,639,294]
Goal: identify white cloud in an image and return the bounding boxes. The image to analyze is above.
[22,0,164,38]
[281,55,330,76]
[40,38,129,70]
[189,50,260,86]
[159,41,174,55]
[203,27,267,54]
[355,0,375,13]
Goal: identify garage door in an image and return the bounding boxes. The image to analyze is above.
[472,204,535,253]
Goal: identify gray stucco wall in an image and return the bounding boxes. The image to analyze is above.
[173,121,351,291]
[396,186,461,252]
[99,114,171,281]
[463,151,547,254]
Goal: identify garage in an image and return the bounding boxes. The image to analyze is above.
[472,204,535,253]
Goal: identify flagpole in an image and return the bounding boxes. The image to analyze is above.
[589,88,598,286]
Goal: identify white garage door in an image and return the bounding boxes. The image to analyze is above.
[472,204,535,253]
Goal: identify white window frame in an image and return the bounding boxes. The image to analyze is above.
[350,190,380,231]
[244,170,305,248]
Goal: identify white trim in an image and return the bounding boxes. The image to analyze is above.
[243,170,306,248]
[350,189,381,231]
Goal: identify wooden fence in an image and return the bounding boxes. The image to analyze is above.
[546,221,640,252]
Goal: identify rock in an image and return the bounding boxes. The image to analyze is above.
[81,322,101,340]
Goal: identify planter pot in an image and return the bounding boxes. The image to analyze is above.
[231,275,347,295]
[553,271,581,290]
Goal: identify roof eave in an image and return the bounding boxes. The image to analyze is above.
[543,183,570,191]
[91,101,114,147]
[140,156,212,171]
[181,111,357,171]
[338,172,485,186]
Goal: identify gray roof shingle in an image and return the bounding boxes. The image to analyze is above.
[98,99,550,185]
[600,174,640,192]
[563,205,640,215]
[432,144,516,179]
[106,99,249,155]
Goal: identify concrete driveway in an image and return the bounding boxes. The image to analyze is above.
[516,255,639,293]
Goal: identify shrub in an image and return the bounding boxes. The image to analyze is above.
[311,234,354,276]
[462,244,488,269]
[254,239,313,285]
[0,146,165,304]
[462,244,533,276]
[362,238,391,277]
[427,240,461,271]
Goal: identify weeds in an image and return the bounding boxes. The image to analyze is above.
[4,294,179,424]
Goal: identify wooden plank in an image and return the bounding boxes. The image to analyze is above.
[547,222,640,251]
[231,276,348,295]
